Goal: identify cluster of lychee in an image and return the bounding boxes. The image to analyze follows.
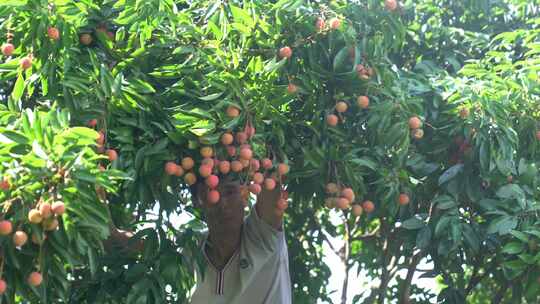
[0,179,66,292]
[325,95,370,127]
[163,105,290,213]
[1,26,62,71]
[408,116,424,139]
[87,119,118,163]
[324,182,376,217]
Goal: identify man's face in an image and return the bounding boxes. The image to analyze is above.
[197,178,246,227]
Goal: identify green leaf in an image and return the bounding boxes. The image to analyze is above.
[502,242,525,255]
[487,216,518,235]
[434,195,457,210]
[1,130,29,144]
[496,184,525,200]
[11,72,24,101]
[402,216,425,230]
[416,226,432,249]
[199,92,223,101]
[438,164,463,185]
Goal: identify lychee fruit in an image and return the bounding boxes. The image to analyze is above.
[1,43,14,56]
[326,114,338,127]
[13,231,28,247]
[51,201,65,215]
[279,46,292,59]
[27,272,42,287]
[0,220,12,235]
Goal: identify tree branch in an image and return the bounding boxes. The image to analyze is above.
[399,253,422,304]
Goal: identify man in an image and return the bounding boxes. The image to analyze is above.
[189,176,292,303]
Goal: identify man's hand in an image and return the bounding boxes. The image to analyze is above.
[255,184,285,231]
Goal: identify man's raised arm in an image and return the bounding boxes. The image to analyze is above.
[255,185,285,231]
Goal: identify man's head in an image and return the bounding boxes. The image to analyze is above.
[191,175,246,230]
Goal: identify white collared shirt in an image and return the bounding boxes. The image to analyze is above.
[190,205,292,304]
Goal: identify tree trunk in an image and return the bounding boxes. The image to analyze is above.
[340,216,351,304]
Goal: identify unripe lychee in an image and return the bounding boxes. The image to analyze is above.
[13,231,28,247]
[80,33,93,45]
[51,201,65,215]
[264,178,276,190]
[165,162,178,175]
[261,158,273,169]
[249,183,262,194]
[206,175,219,189]
[279,46,292,59]
[362,200,375,213]
[398,193,410,206]
[221,133,234,145]
[352,204,363,217]
[39,203,52,219]
[357,96,369,109]
[20,56,32,70]
[207,190,220,204]
[47,27,60,40]
[329,18,341,30]
[27,272,42,287]
[200,147,213,158]
[326,114,338,127]
[181,157,194,170]
[0,220,12,235]
[408,116,422,129]
[231,161,243,172]
[1,43,14,56]
[28,209,43,224]
[184,172,197,186]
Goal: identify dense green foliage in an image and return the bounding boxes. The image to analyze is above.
[0,0,539,303]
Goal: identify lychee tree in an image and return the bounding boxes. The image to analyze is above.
[0,0,540,304]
